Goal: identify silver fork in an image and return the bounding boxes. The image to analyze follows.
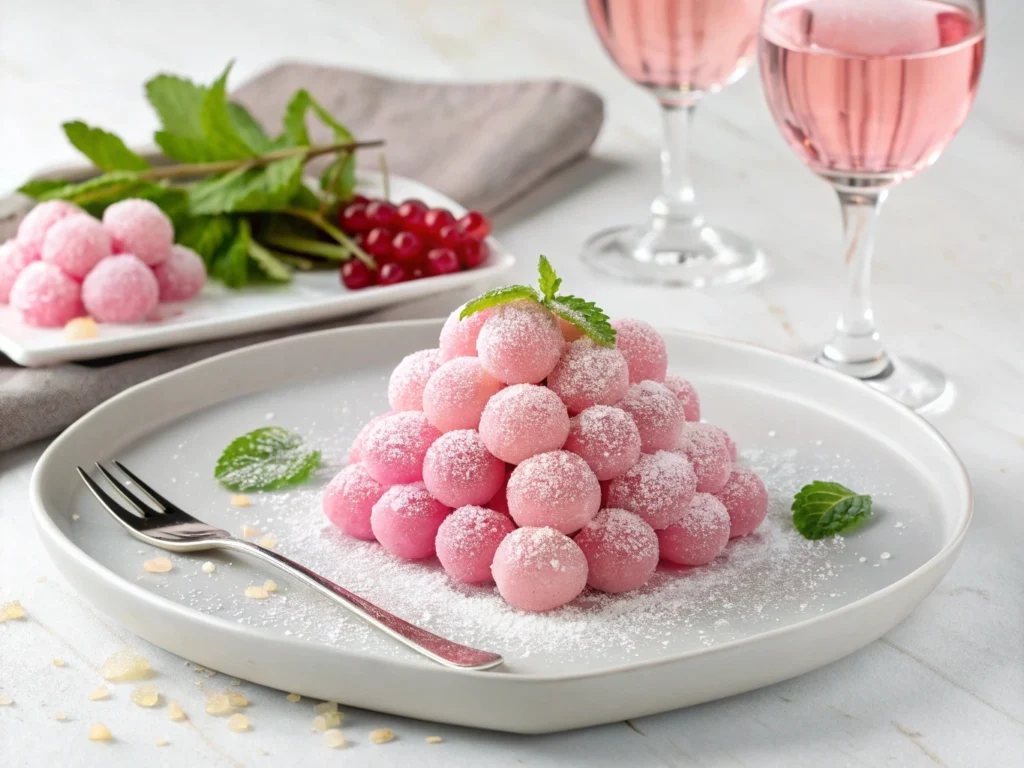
[77,461,503,671]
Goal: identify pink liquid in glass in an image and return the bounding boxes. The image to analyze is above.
[760,0,985,182]
[587,0,765,96]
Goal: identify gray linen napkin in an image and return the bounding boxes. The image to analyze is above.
[0,62,604,452]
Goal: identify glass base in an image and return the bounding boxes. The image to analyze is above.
[816,350,951,412]
[581,222,767,288]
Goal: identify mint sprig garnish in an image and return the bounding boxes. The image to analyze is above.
[460,256,616,347]
[214,427,321,492]
[792,481,873,540]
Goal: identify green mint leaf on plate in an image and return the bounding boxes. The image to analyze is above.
[210,219,252,289]
[459,285,541,320]
[188,155,305,215]
[176,215,236,266]
[546,294,616,347]
[282,89,355,147]
[146,74,208,140]
[537,254,562,301]
[246,237,293,283]
[792,481,873,540]
[198,63,258,161]
[62,121,150,172]
[18,179,73,198]
[215,426,321,491]
[227,102,273,153]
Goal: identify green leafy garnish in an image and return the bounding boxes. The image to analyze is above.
[214,427,321,492]
[62,121,151,172]
[460,256,617,346]
[792,481,873,540]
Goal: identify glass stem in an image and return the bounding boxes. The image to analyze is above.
[819,189,892,379]
[650,102,702,229]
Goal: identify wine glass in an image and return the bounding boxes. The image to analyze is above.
[583,0,768,288]
[759,0,986,409]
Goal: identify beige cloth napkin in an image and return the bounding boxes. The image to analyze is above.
[0,62,604,452]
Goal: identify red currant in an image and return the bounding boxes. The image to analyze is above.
[410,265,426,281]
[339,202,369,233]
[424,208,456,238]
[436,224,466,249]
[365,200,398,229]
[458,239,489,269]
[391,231,424,262]
[340,259,374,290]
[364,227,395,259]
[397,200,428,233]
[352,194,370,205]
[457,210,491,240]
[378,262,407,285]
[426,247,460,276]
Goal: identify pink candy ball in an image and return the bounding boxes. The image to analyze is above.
[423,429,506,508]
[81,254,159,323]
[438,305,492,360]
[16,200,82,260]
[676,423,732,494]
[477,300,564,385]
[558,317,584,342]
[547,338,630,414]
[607,450,696,530]
[563,405,642,481]
[613,318,668,383]
[491,527,588,612]
[422,356,504,433]
[361,411,441,486]
[479,384,570,465]
[507,450,601,534]
[487,468,513,515]
[8,262,84,327]
[575,508,659,594]
[616,380,685,453]
[657,493,731,566]
[664,375,701,422]
[717,467,769,538]
[348,411,394,464]
[370,482,451,561]
[102,199,173,266]
[153,244,206,302]
[322,463,386,541]
[41,214,111,280]
[388,348,444,412]
[435,505,516,584]
[0,240,37,304]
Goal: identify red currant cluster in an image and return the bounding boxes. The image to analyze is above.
[337,196,492,290]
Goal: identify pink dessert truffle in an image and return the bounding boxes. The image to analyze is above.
[361,411,441,486]
[388,348,444,412]
[102,199,173,266]
[717,467,769,538]
[657,493,731,566]
[607,450,696,530]
[438,305,493,360]
[322,463,386,541]
[491,527,588,612]
[486,468,513,515]
[506,450,601,534]
[81,254,159,323]
[616,380,686,453]
[16,200,82,260]
[676,422,733,494]
[348,411,394,464]
[435,505,516,584]
[563,405,642,481]
[613,318,668,383]
[153,244,206,302]
[0,240,37,304]
[547,338,630,414]
[476,300,564,385]
[8,262,84,327]
[575,508,659,593]
[370,482,451,561]
[479,384,570,464]
[664,374,701,422]
[558,317,584,342]
[423,429,506,508]
[40,214,111,280]
[422,356,504,433]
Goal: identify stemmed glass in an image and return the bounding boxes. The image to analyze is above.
[583,0,768,288]
[759,0,986,409]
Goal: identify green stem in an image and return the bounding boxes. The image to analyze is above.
[282,207,375,268]
[262,233,352,261]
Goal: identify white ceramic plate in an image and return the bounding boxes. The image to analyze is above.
[0,173,514,367]
[30,321,971,733]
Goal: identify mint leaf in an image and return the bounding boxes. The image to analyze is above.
[176,215,236,265]
[282,90,354,146]
[62,121,150,172]
[792,481,873,540]
[459,285,541,320]
[537,255,561,301]
[210,219,250,288]
[227,102,273,153]
[146,74,207,139]
[546,294,616,347]
[21,172,186,219]
[198,63,256,160]
[246,237,292,283]
[18,179,72,198]
[214,426,321,491]
[188,155,304,215]
[319,150,356,202]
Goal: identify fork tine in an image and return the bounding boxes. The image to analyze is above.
[77,467,143,528]
[94,463,157,518]
[112,461,176,513]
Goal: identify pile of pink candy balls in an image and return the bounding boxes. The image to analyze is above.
[0,199,206,328]
[322,301,769,613]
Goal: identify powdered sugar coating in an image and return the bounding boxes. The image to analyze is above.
[676,422,733,494]
[616,380,685,453]
[574,508,659,593]
[423,429,505,508]
[81,254,159,323]
[361,411,440,486]
[153,244,206,302]
[41,214,112,280]
[477,300,564,384]
[547,338,630,414]
[717,468,769,538]
[422,356,503,433]
[16,200,82,260]
[0,240,37,304]
[388,349,444,412]
[478,384,570,465]
[663,375,701,422]
[370,482,451,560]
[435,505,516,584]
[613,318,668,383]
[563,405,642,481]
[491,527,588,612]
[507,450,601,534]
[9,262,84,327]
[348,411,394,464]
[657,493,731,566]
[322,463,386,541]
[607,450,696,530]
[102,199,173,266]
[438,305,493,361]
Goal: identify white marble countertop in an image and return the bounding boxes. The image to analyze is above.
[1,0,1022,765]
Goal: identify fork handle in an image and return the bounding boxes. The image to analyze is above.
[224,540,504,671]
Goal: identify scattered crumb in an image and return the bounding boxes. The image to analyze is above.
[65,316,98,341]
[88,686,110,701]
[257,535,278,550]
[205,693,233,716]
[286,693,301,703]
[36,576,47,583]
[426,736,443,744]
[227,691,249,708]
[143,557,173,574]
[227,713,249,732]
[231,495,252,508]
[241,525,261,538]
[311,715,327,732]
[100,650,152,682]
[0,694,13,706]
[201,562,216,574]
[72,513,80,521]
[230,679,242,686]
[194,666,206,673]
[0,601,25,622]
[88,723,112,742]
[263,580,278,593]
[880,552,891,560]
[168,700,186,722]
[256,747,268,756]
[369,728,395,744]
[155,737,168,747]
[313,701,338,715]
[244,585,269,600]
[53,658,66,667]
[54,711,68,721]
[323,728,346,749]
[859,556,867,563]
[131,684,160,708]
